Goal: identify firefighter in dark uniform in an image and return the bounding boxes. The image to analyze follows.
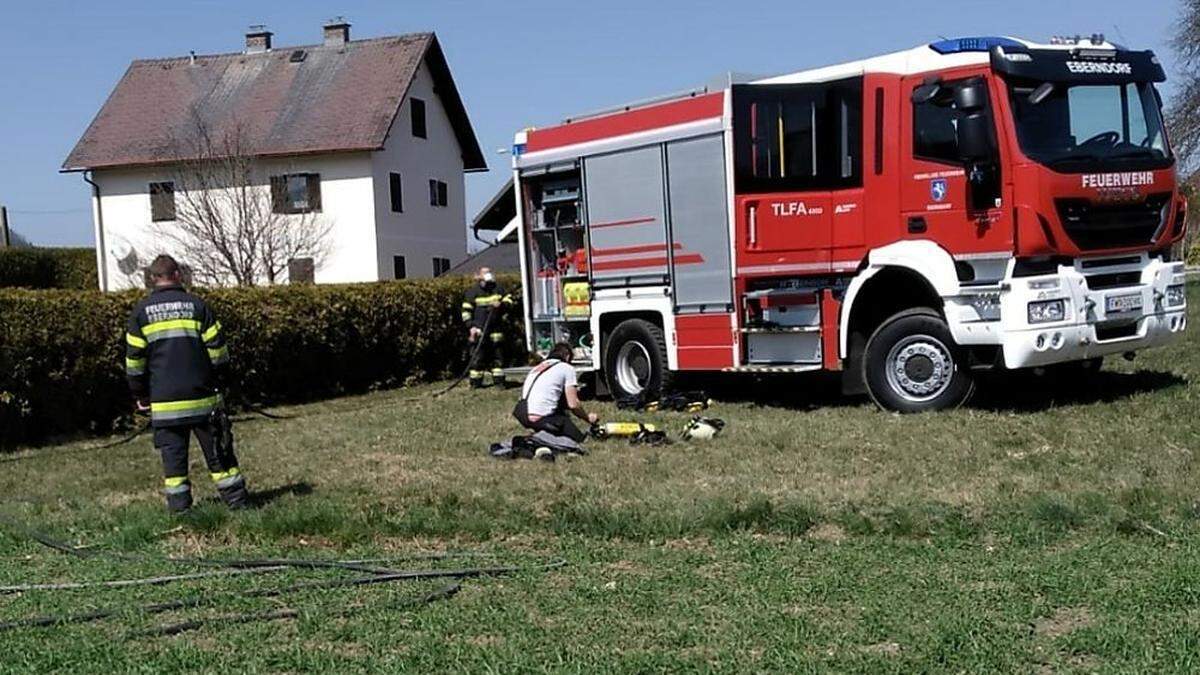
[462,266,515,388]
[125,255,249,513]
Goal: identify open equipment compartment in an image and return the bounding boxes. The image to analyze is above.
[520,163,594,366]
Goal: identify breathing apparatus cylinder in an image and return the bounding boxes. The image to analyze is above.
[591,421,658,439]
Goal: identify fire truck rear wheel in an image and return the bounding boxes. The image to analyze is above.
[605,319,673,400]
[863,308,975,413]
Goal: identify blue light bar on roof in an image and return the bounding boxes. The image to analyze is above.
[930,36,1025,54]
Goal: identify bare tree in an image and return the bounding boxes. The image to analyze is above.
[154,110,333,286]
[1168,0,1200,260]
[1169,0,1200,181]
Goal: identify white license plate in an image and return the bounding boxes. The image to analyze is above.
[1105,293,1143,314]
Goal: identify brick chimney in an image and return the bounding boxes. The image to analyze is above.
[323,18,350,47]
[245,25,273,54]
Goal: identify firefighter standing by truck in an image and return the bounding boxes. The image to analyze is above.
[462,267,515,388]
[125,255,249,513]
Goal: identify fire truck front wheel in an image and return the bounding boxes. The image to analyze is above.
[605,319,673,400]
[863,308,975,413]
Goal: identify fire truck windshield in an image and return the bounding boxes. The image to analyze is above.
[1007,80,1170,170]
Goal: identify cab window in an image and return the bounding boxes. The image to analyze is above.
[913,79,973,165]
[733,77,862,193]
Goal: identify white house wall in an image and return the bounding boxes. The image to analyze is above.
[91,152,377,290]
[370,58,469,279]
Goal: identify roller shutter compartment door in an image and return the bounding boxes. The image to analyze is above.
[584,146,670,287]
[666,135,732,312]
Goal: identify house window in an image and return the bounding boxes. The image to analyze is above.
[271,173,322,214]
[288,258,315,284]
[149,182,176,221]
[389,172,403,213]
[432,257,451,277]
[411,98,427,139]
[429,179,448,207]
[393,255,407,280]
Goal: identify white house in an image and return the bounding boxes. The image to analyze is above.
[62,21,487,290]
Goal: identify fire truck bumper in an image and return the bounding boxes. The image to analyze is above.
[949,257,1188,369]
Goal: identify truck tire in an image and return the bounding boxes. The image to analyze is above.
[863,308,975,413]
[604,319,673,400]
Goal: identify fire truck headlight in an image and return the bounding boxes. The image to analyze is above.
[1167,285,1186,308]
[1028,299,1066,324]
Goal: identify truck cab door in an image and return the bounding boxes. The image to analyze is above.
[731,82,866,274]
[900,74,1012,257]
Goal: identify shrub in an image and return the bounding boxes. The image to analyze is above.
[0,275,525,447]
[0,248,97,290]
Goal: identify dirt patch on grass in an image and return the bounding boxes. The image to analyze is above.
[697,560,749,581]
[1033,607,1094,638]
[862,641,902,656]
[466,634,504,648]
[807,523,847,543]
[98,490,148,509]
[661,537,714,552]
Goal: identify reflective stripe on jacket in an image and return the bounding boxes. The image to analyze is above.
[462,281,514,330]
[126,284,228,427]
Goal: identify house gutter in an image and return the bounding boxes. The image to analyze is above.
[82,171,108,291]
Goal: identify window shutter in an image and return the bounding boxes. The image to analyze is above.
[429,179,438,206]
[305,174,322,212]
[270,176,288,213]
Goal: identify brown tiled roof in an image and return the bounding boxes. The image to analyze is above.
[63,33,486,172]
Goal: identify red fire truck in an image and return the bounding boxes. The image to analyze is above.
[510,35,1189,412]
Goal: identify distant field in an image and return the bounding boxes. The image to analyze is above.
[1,283,1197,672]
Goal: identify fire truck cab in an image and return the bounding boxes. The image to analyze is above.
[511,35,1189,412]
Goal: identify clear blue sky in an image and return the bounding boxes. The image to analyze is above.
[0,0,1186,246]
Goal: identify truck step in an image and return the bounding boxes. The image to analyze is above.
[741,326,820,334]
[721,364,823,373]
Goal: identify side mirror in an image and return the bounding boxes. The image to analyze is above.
[911,82,942,104]
[957,111,1001,211]
[957,113,993,162]
[954,82,987,111]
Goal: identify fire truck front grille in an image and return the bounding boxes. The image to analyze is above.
[1055,193,1171,251]
[1085,271,1142,290]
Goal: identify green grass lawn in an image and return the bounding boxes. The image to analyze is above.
[1,284,1199,673]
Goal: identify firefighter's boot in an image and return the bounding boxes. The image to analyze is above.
[469,370,485,388]
[213,468,250,510]
[491,368,507,388]
[164,477,193,514]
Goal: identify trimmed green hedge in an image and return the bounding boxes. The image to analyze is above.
[0,248,97,290]
[0,276,525,447]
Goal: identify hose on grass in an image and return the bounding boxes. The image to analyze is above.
[0,561,564,632]
[0,513,414,575]
[0,402,292,465]
[1,513,557,581]
[429,305,500,399]
[125,582,461,639]
[0,565,288,594]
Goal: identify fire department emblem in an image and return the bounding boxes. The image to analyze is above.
[930,178,948,202]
